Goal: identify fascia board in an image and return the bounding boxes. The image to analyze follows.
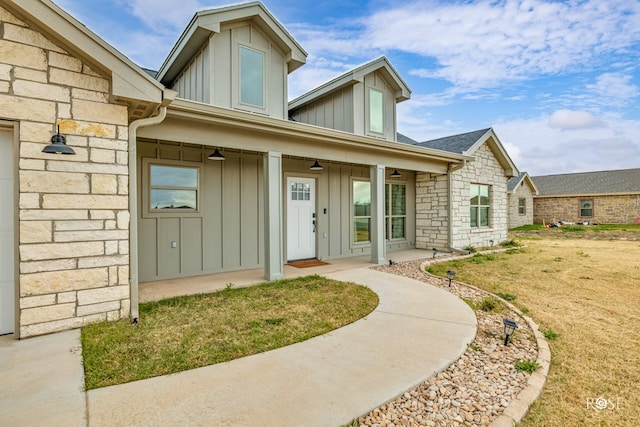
[464,128,519,177]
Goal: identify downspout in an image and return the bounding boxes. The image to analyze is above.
[128,105,168,323]
[447,160,466,251]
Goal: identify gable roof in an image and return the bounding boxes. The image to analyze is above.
[288,56,411,110]
[532,168,640,196]
[507,172,538,195]
[4,0,172,120]
[157,2,307,86]
[415,128,518,177]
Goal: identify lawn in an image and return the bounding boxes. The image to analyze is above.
[428,236,640,426]
[81,275,378,389]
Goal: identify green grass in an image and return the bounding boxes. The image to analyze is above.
[81,275,378,389]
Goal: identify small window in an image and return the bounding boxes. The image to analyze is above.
[580,199,593,217]
[385,184,406,240]
[470,184,490,228]
[518,198,526,215]
[291,182,311,201]
[240,46,264,108]
[369,88,384,134]
[150,165,199,211]
[353,181,371,243]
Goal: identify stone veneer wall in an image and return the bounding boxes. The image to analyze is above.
[508,182,534,228]
[415,172,449,249]
[534,194,640,225]
[0,6,131,337]
[450,144,508,249]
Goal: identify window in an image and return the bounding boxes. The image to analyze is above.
[240,46,264,107]
[518,198,526,215]
[369,88,384,134]
[353,181,371,243]
[470,184,490,228]
[291,182,311,201]
[385,184,406,239]
[580,199,593,217]
[150,165,199,211]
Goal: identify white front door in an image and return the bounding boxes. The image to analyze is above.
[286,177,316,261]
[0,129,15,335]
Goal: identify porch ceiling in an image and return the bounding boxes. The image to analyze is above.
[137,99,470,174]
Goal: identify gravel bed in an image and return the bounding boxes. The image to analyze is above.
[356,257,538,427]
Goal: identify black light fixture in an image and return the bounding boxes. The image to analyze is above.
[446,270,456,287]
[432,247,437,258]
[490,239,495,247]
[42,126,75,155]
[503,318,518,345]
[309,159,323,171]
[390,169,401,178]
[208,148,225,160]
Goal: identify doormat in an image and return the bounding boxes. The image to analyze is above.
[288,259,329,268]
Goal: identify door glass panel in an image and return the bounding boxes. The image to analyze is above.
[354,218,371,243]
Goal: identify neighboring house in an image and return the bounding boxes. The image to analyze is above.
[0,0,517,338]
[507,172,538,228]
[532,168,640,225]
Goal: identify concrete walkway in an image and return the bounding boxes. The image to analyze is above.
[1,264,476,427]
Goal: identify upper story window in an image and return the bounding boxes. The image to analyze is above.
[518,198,526,215]
[150,165,199,211]
[240,46,265,108]
[368,88,384,134]
[580,199,593,217]
[470,184,490,228]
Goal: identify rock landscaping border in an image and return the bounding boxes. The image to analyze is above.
[355,252,550,427]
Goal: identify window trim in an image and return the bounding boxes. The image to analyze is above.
[352,179,372,245]
[580,199,594,217]
[470,183,491,228]
[518,198,526,216]
[142,158,203,218]
[367,87,384,135]
[234,43,268,113]
[385,183,407,241]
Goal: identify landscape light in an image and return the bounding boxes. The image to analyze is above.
[503,318,518,346]
[446,270,456,287]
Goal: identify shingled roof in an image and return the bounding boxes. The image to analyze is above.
[414,128,492,154]
[532,168,640,196]
[507,172,538,194]
[396,132,418,145]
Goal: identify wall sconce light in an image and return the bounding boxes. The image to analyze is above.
[446,270,456,287]
[503,318,518,345]
[432,247,437,258]
[42,126,75,155]
[207,148,225,160]
[309,160,323,171]
[390,169,401,178]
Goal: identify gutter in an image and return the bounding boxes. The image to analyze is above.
[128,105,169,323]
[448,160,466,250]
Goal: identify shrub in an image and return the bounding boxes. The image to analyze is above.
[478,296,502,312]
[464,245,477,253]
[515,359,541,373]
[542,329,559,340]
[497,292,517,301]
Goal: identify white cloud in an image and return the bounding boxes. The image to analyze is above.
[362,0,640,90]
[586,73,639,106]
[548,110,605,130]
[493,114,640,175]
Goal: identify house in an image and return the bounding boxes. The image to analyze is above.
[507,172,538,228]
[532,168,640,225]
[0,0,517,338]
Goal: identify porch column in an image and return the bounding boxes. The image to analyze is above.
[370,164,386,264]
[264,151,284,280]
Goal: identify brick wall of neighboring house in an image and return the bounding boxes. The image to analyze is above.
[508,183,535,228]
[0,6,131,337]
[451,144,508,249]
[415,172,449,249]
[534,195,640,225]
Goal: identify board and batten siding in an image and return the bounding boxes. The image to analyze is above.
[171,22,287,119]
[290,87,355,134]
[137,141,416,282]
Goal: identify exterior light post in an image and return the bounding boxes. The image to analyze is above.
[503,318,518,345]
[432,247,437,258]
[446,270,456,287]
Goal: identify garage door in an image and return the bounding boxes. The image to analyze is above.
[0,129,14,335]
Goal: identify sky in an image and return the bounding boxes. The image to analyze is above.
[54,0,640,176]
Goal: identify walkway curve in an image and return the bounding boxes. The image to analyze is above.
[87,268,476,426]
